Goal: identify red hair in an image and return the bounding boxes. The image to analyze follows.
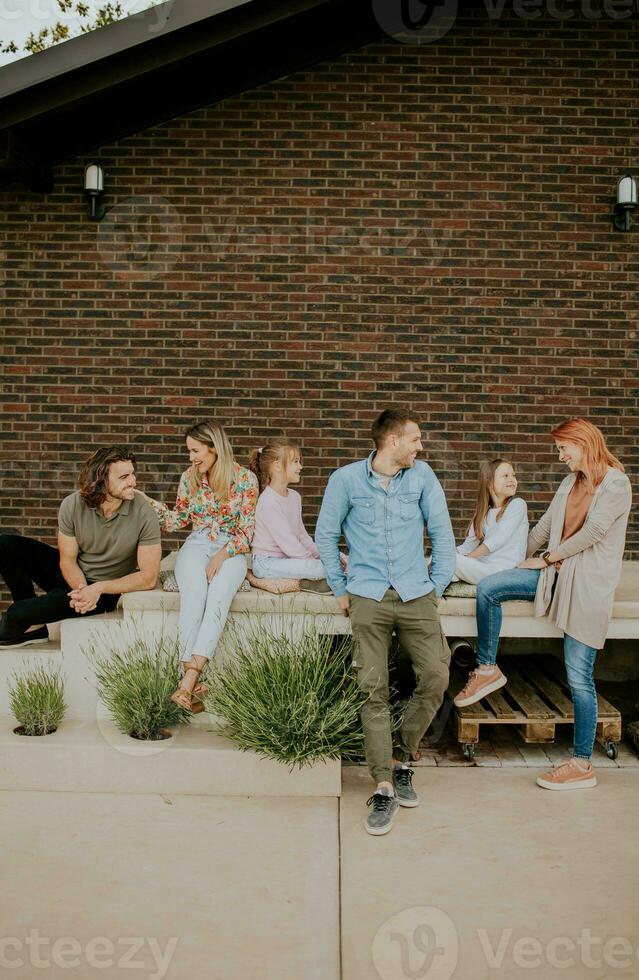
[550,418,624,491]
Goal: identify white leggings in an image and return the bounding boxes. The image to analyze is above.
[174,529,247,662]
[454,554,514,586]
[251,554,327,581]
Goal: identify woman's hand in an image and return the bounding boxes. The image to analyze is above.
[517,557,547,570]
[133,488,154,505]
[206,548,228,582]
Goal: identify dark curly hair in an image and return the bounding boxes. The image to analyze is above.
[77,446,137,508]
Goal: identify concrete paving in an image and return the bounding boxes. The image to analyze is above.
[341,766,639,980]
[0,790,340,980]
[2,767,638,980]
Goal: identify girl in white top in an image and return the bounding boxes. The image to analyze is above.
[249,439,329,584]
[455,458,529,585]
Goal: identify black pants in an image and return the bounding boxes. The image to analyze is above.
[0,533,120,631]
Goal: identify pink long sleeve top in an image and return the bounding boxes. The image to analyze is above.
[251,485,320,560]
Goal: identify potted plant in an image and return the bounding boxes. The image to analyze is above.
[86,627,189,741]
[9,663,66,736]
[205,624,365,768]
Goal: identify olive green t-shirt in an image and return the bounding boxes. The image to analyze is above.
[58,492,161,582]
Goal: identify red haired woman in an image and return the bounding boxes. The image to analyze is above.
[454,419,631,791]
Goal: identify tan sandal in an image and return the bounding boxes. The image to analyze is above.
[172,665,207,714]
[181,660,209,700]
[170,687,205,713]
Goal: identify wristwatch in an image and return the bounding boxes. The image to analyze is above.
[541,551,555,566]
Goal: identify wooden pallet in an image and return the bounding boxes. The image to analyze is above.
[448,656,622,759]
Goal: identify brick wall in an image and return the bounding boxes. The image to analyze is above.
[1,5,637,606]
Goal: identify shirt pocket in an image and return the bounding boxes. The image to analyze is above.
[398,491,421,521]
[350,495,375,526]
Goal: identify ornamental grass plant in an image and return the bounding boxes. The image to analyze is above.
[9,662,66,735]
[85,624,189,740]
[205,624,365,768]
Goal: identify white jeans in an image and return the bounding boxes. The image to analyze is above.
[454,554,514,586]
[251,554,327,581]
[174,529,247,662]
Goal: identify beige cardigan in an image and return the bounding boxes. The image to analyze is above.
[526,467,632,649]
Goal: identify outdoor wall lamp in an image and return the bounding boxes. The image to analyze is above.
[613,173,637,232]
[84,163,105,221]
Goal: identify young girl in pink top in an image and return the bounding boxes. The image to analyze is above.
[249,440,329,585]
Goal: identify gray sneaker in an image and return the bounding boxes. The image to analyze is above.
[393,765,419,807]
[364,790,399,836]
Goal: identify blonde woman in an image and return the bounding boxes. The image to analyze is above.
[137,421,258,712]
[454,419,631,792]
[455,458,528,585]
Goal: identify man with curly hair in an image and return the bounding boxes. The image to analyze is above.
[0,446,161,647]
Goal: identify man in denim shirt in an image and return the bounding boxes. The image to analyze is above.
[316,409,456,836]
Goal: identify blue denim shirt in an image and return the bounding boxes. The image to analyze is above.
[315,452,456,602]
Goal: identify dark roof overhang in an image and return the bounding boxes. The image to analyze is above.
[0,0,385,191]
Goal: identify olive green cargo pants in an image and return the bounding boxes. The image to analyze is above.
[350,588,451,784]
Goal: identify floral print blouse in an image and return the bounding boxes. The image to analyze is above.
[150,462,258,557]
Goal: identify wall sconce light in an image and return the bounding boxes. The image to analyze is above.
[613,173,637,232]
[84,163,105,221]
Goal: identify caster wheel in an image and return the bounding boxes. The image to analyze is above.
[606,742,618,760]
[462,743,476,761]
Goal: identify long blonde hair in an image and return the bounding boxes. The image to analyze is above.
[470,458,518,542]
[185,421,236,502]
[248,439,299,491]
[550,417,624,492]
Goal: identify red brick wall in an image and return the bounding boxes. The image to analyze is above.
[1,5,637,605]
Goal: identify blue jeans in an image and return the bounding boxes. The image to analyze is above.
[475,568,599,759]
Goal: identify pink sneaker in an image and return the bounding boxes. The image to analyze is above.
[537,759,597,791]
[453,665,507,708]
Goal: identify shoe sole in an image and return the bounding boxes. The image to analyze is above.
[396,797,420,808]
[0,634,49,649]
[536,775,598,790]
[364,818,396,836]
[453,673,507,708]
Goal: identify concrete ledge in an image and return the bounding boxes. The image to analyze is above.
[0,716,342,797]
[121,559,639,639]
[0,563,634,723]
[0,612,124,719]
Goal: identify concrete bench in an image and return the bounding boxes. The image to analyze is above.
[122,560,639,641]
[1,562,634,723]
